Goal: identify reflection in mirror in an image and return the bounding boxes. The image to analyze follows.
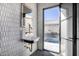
[22,4,33,38]
[24,13,33,34]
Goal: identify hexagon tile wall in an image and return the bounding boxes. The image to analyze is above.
[0,3,25,56]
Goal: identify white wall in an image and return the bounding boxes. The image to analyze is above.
[0,3,38,56]
[37,3,59,50]
[0,3,24,56]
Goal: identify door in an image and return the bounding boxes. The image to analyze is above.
[43,6,60,53]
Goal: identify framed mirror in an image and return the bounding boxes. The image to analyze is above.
[22,4,33,38]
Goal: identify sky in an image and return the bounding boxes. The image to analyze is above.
[44,6,60,22]
[27,13,32,16]
[26,6,60,22]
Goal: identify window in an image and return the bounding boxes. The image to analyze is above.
[43,6,60,53]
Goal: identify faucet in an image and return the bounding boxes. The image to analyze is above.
[28,24,32,34]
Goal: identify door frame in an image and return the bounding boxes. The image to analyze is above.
[42,4,61,54]
[42,3,77,55]
[72,3,77,56]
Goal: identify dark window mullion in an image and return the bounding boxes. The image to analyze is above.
[73,3,77,56]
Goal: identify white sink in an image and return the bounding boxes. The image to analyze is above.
[22,34,40,43]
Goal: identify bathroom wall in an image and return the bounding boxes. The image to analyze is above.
[0,3,37,56]
[0,3,24,56]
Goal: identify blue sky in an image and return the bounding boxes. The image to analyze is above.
[44,6,60,21]
[27,13,32,16]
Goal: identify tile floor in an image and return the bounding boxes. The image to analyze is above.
[31,50,60,56]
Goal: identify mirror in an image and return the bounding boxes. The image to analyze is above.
[22,4,33,38]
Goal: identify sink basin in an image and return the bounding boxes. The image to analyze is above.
[21,37,40,44]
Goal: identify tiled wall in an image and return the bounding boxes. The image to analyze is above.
[0,3,25,56]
